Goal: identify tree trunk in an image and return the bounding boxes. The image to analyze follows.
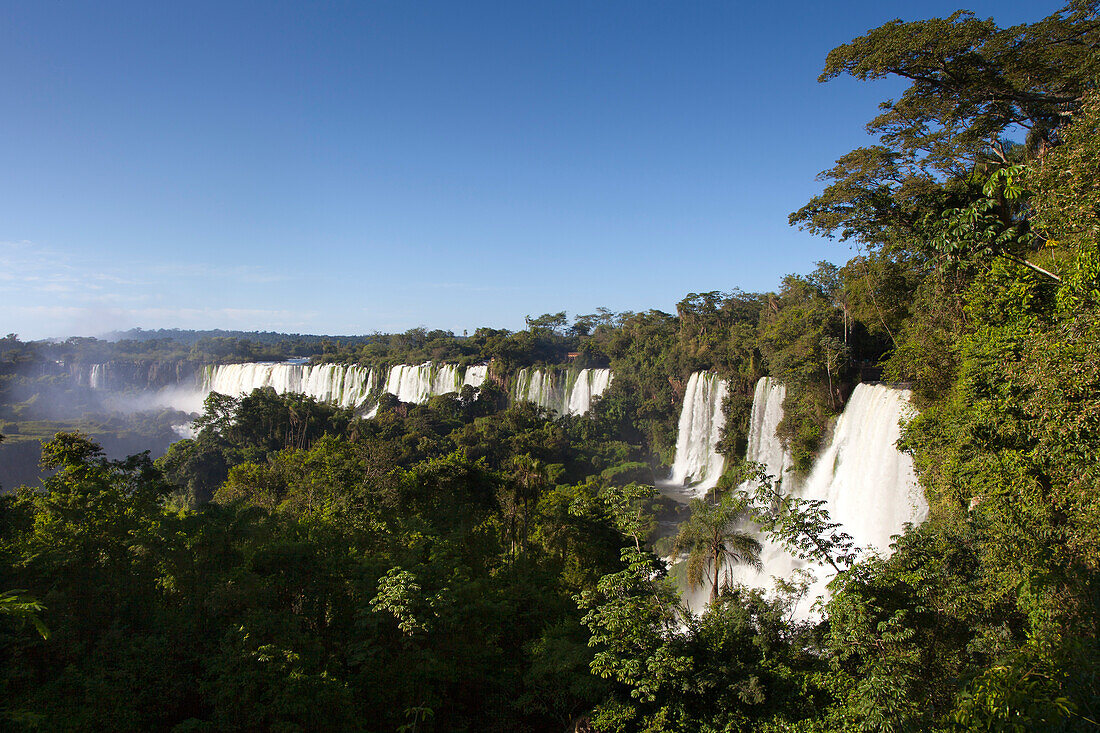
[711,545,720,603]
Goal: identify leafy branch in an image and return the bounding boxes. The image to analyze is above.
[738,463,860,574]
[930,165,1062,282]
[0,589,50,640]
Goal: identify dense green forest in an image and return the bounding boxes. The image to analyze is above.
[4,4,1100,730]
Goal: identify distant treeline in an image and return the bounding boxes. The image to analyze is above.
[102,327,381,347]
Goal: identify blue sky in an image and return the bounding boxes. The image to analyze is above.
[1,0,1060,339]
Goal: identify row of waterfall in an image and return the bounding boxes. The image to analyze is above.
[197,362,607,416]
[202,363,378,409]
[76,360,614,418]
[665,374,793,500]
[196,362,491,415]
[664,372,928,616]
[511,367,614,416]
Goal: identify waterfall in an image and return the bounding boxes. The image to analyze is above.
[89,363,104,390]
[73,357,583,419]
[744,377,793,488]
[719,380,928,617]
[381,362,488,403]
[382,363,434,403]
[71,360,201,392]
[431,364,462,395]
[511,367,613,416]
[798,383,928,555]
[187,361,490,418]
[68,362,109,390]
[302,364,374,407]
[202,363,377,410]
[662,377,928,617]
[683,375,802,613]
[666,371,729,496]
[463,365,489,388]
[565,368,614,415]
[513,368,561,411]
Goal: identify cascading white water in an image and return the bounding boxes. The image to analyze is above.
[717,380,928,617]
[799,383,928,554]
[361,362,489,418]
[381,363,489,403]
[89,363,104,390]
[77,356,577,420]
[382,363,436,403]
[513,368,561,411]
[744,377,793,488]
[667,371,729,496]
[566,368,614,415]
[511,367,613,416]
[301,364,374,407]
[463,365,489,388]
[202,363,377,410]
[671,378,806,614]
[173,361,491,419]
[432,364,461,395]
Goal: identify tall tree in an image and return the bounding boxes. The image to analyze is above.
[672,494,763,603]
[790,3,1100,252]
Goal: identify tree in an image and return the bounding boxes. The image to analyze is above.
[1029,91,1100,312]
[757,271,846,470]
[791,4,1100,250]
[929,163,1062,282]
[525,312,568,335]
[507,454,552,555]
[576,545,688,723]
[819,7,1098,166]
[672,494,762,603]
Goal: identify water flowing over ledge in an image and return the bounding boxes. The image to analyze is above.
[798,382,928,556]
[74,360,620,418]
[203,363,377,410]
[664,371,729,499]
[511,367,613,416]
[199,362,490,416]
[381,363,487,404]
[667,376,929,617]
[744,377,793,489]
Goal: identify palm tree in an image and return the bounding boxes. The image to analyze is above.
[504,454,550,558]
[672,493,763,603]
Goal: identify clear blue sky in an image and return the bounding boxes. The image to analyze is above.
[1,0,1060,339]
